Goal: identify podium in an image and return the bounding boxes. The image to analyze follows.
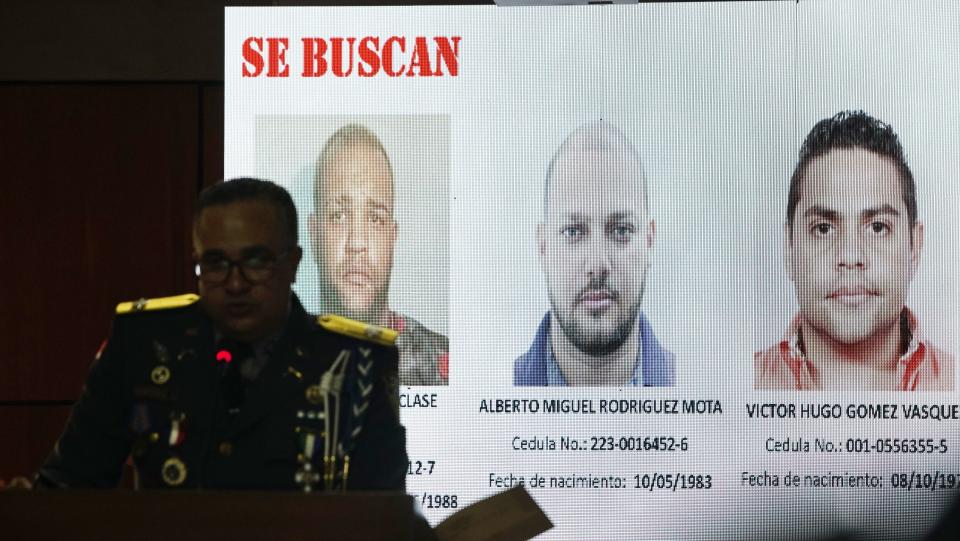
[0,491,424,540]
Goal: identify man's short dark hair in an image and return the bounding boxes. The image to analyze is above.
[195,177,298,246]
[787,110,917,232]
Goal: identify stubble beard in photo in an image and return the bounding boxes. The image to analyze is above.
[317,266,390,326]
[550,273,646,360]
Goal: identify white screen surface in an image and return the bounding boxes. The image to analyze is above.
[226,3,960,538]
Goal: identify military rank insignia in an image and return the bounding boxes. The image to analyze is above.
[292,342,378,493]
[152,340,170,365]
[161,457,188,486]
[305,384,323,405]
[167,413,186,447]
[151,365,171,385]
[317,314,398,346]
[115,293,199,315]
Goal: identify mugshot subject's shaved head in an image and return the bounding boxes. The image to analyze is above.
[309,124,398,324]
[537,120,656,384]
[543,120,649,219]
[315,124,396,214]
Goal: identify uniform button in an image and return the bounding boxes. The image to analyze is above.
[218,441,233,456]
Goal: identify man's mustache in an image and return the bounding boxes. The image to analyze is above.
[337,257,375,277]
[575,276,619,304]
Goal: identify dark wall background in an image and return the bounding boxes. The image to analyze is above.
[1,0,233,483]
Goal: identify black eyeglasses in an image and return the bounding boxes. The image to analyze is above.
[194,250,290,285]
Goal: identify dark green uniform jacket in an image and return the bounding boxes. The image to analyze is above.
[37,295,406,491]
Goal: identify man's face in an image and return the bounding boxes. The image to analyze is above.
[538,148,655,357]
[786,147,922,345]
[310,144,397,322]
[194,200,301,342]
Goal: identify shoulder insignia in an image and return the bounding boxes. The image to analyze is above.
[116,294,200,315]
[317,314,398,346]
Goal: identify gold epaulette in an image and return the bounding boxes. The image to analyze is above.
[317,314,398,346]
[116,294,200,315]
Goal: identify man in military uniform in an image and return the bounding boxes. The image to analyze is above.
[36,178,407,490]
[308,124,449,385]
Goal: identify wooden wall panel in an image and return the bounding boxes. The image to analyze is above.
[0,406,71,482]
[202,85,224,188]
[0,84,199,402]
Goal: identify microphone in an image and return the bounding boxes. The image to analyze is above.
[215,339,251,412]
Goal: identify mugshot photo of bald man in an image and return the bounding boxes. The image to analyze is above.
[255,116,450,386]
[514,121,676,387]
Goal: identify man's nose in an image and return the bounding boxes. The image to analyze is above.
[224,264,252,293]
[583,238,612,280]
[836,228,867,270]
[346,214,369,253]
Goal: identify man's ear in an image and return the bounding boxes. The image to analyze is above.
[783,222,796,282]
[307,212,320,256]
[536,223,550,278]
[190,225,201,261]
[642,219,657,269]
[289,246,304,283]
[536,222,546,257]
[908,221,924,281]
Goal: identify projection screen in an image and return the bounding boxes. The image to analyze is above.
[225,2,960,538]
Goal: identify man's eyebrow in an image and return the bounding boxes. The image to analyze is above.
[326,194,352,206]
[240,245,274,257]
[607,211,638,223]
[199,249,226,259]
[200,246,272,259]
[862,204,901,220]
[561,212,589,223]
[802,205,840,221]
[365,199,392,214]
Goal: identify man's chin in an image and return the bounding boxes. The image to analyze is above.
[569,314,622,334]
[825,325,881,345]
[572,334,628,357]
[218,315,265,342]
[813,314,887,346]
[220,328,259,342]
[332,299,382,324]
[562,321,633,356]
